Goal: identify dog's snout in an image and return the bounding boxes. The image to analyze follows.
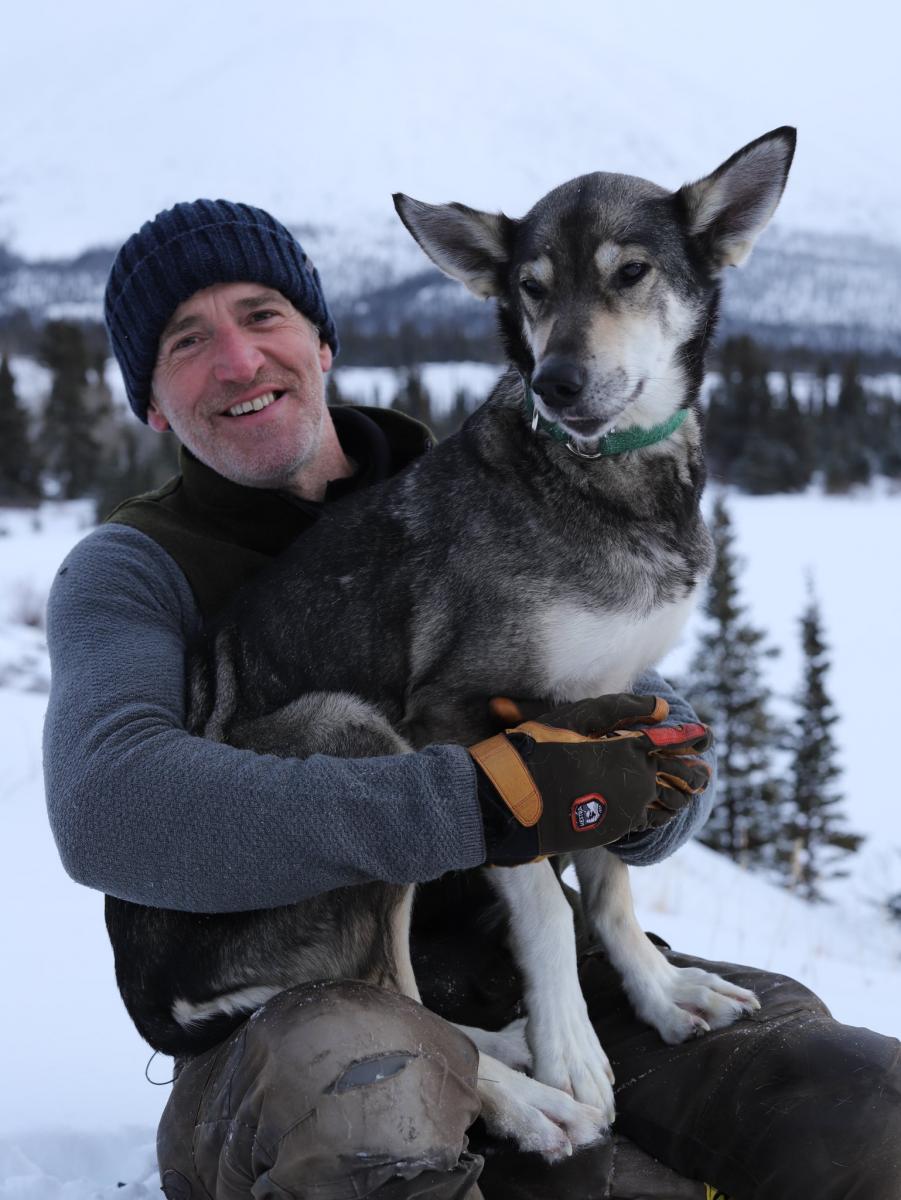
[531,358,586,409]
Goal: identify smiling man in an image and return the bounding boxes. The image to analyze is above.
[43,199,901,1200]
[149,282,352,496]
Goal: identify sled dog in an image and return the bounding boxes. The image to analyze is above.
[107,127,796,1158]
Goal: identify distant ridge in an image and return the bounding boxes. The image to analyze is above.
[2,222,899,357]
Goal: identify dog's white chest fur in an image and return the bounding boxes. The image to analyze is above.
[539,593,697,701]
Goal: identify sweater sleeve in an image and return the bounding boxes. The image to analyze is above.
[605,667,717,867]
[43,524,486,912]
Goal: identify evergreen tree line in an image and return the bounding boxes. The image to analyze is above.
[682,496,864,903]
[0,322,179,516]
[0,328,478,517]
[326,367,477,441]
[706,335,901,493]
[3,319,900,509]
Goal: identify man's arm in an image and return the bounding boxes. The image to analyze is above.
[43,525,486,912]
[605,668,717,866]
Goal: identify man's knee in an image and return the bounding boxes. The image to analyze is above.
[670,958,901,1199]
[159,981,483,1199]
[746,1015,901,1199]
[684,1005,901,1200]
[584,949,901,1200]
[247,980,481,1147]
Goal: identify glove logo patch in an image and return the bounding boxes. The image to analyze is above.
[571,793,607,832]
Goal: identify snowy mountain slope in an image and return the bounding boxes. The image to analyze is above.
[0,488,898,1195]
[2,0,900,260]
[5,0,901,352]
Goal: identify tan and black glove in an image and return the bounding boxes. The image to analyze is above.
[469,693,712,866]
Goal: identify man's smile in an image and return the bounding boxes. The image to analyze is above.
[224,389,287,418]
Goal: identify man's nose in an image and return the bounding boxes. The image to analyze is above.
[211,327,266,382]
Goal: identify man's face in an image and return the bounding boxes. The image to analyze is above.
[149,282,334,490]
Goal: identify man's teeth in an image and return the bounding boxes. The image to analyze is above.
[227,391,279,417]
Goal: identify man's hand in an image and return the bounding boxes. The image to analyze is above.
[469,694,712,866]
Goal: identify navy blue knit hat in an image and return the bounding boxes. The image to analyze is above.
[104,199,339,421]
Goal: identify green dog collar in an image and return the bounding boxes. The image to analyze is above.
[523,384,688,458]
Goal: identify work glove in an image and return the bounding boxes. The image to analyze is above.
[469,693,712,866]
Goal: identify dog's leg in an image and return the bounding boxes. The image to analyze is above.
[574,849,760,1042]
[476,1051,607,1162]
[389,885,421,1002]
[389,869,604,1162]
[453,1017,532,1072]
[487,861,616,1122]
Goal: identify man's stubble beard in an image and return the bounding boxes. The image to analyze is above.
[207,401,326,492]
[159,365,329,491]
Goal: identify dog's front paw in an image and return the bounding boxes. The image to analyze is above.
[636,963,760,1044]
[477,1053,609,1162]
[527,1003,616,1122]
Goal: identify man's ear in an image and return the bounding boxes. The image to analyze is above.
[318,342,333,373]
[393,194,513,299]
[147,395,171,433]
[677,126,796,268]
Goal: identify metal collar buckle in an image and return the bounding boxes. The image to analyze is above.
[566,429,616,460]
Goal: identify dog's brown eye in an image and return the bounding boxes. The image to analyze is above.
[619,262,649,284]
[520,278,546,300]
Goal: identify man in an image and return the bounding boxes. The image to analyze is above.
[44,200,901,1200]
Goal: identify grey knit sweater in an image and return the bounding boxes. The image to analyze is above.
[43,523,715,913]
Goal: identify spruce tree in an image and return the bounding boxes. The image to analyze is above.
[38,320,100,499]
[771,371,812,492]
[393,369,433,427]
[325,371,349,407]
[441,387,472,440]
[835,356,867,422]
[686,495,786,869]
[92,418,180,523]
[873,388,901,480]
[707,336,783,492]
[822,358,872,492]
[783,578,863,900]
[0,354,39,500]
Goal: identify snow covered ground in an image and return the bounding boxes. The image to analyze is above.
[332,362,504,415]
[0,487,899,1197]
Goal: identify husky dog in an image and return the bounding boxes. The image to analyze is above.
[106,128,795,1160]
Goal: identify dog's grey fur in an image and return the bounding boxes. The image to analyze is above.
[106,128,795,1154]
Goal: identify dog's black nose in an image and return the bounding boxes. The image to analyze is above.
[531,358,585,409]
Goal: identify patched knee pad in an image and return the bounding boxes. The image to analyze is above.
[158,980,483,1200]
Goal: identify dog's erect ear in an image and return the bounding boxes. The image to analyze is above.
[677,127,796,269]
[393,194,511,299]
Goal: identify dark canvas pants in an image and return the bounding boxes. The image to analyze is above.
[585,948,901,1199]
[157,980,484,1200]
[157,952,901,1200]
[470,947,901,1199]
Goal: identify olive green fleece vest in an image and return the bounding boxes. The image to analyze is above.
[103,403,522,999]
[104,406,433,620]
[100,400,610,1028]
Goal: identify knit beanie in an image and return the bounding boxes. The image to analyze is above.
[104,199,339,421]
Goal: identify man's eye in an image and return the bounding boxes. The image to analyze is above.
[249,309,279,323]
[171,335,200,353]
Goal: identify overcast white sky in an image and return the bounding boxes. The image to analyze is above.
[2,0,900,256]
